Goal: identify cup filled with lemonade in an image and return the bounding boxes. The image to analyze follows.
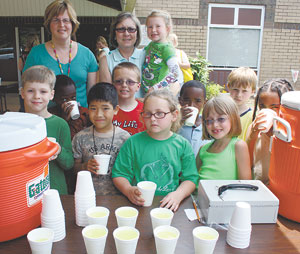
[113,226,140,254]
[115,206,139,227]
[86,206,110,226]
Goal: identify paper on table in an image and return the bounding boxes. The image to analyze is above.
[184,209,203,221]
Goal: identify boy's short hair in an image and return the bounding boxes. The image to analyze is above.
[227,67,257,91]
[22,65,56,90]
[87,83,118,108]
[112,62,141,83]
[55,74,75,93]
[180,80,206,99]
[202,94,241,140]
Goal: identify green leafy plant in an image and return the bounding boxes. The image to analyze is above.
[189,52,211,85]
[205,82,225,100]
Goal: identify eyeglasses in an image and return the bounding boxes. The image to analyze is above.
[204,117,228,126]
[113,80,139,86]
[51,18,71,24]
[115,27,137,33]
[141,111,171,119]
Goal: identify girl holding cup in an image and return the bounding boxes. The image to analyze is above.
[246,78,294,184]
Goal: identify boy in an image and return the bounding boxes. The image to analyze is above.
[227,67,257,141]
[49,75,91,140]
[178,80,209,156]
[21,65,74,195]
[72,83,130,195]
[112,62,146,135]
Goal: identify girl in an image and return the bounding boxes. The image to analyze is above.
[196,94,251,180]
[112,89,199,211]
[246,78,294,184]
[142,10,182,96]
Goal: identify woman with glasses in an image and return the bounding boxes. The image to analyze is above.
[24,0,98,108]
[98,12,145,98]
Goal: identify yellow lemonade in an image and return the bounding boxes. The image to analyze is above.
[35,238,49,242]
[89,211,107,218]
[156,231,178,240]
[117,209,137,218]
[115,229,138,240]
[153,212,172,219]
[84,228,107,239]
[195,232,217,240]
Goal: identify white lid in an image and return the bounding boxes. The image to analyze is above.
[281,91,300,111]
[0,112,47,152]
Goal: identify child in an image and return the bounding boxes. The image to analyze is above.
[72,83,131,195]
[21,65,74,194]
[246,78,294,184]
[196,94,251,180]
[142,10,182,96]
[112,62,146,135]
[112,89,199,211]
[49,75,90,140]
[178,80,209,156]
[227,67,257,141]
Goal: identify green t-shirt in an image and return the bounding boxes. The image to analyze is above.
[142,41,175,91]
[112,132,199,196]
[46,115,74,194]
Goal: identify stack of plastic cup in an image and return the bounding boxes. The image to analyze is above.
[75,171,96,227]
[226,202,252,249]
[41,189,66,242]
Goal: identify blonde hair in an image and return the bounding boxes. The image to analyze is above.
[25,34,40,50]
[168,33,178,47]
[227,67,257,91]
[202,94,241,140]
[146,10,173,34]
[143,89,181,133]
[44,0,80,36]
[96,36,108,47]
[112,62,141,83]
[22,65,56,90]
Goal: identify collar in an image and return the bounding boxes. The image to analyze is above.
[112,48,139,62]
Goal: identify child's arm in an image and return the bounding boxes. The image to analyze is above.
[196,146,203,170]
[235,140,252,180]
[160,180,196,212]
[113,177,145,206]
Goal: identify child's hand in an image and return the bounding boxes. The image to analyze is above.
[87,158,99,175]
[160,191,182,212]
[180,105,193,122]
[61,102,74,121]
[49,143,61,161]
[126,186,145,206]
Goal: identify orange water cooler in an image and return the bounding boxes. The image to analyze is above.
[0,112,58,242]
[269,91,300,222]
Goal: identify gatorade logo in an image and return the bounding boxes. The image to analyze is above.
[26,164,50,207]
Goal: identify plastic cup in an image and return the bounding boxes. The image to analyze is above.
[86,206,110,226]
[184,106,199,126]
[93,154,111,175]
[137,181,157,207]
[69,100,80,120]
[258,108,277,133]
[193,226,219,254]
[154,225,180,254]
[82,224,108,254]
[113,226,140,254]
[230,202,251,231]
[41,189,64,218]
[27,227,54,254]
[150,208,174,230]
[75,171,95,196]
[115,206,139,228]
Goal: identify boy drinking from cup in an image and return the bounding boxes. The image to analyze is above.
[72,83,130,195]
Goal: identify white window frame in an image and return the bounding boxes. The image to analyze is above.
[206,4,265,80]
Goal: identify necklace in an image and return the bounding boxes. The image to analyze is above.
[51,40,72,76]
[93,126,115,155]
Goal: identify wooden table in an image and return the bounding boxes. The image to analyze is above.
[0,195,300,253]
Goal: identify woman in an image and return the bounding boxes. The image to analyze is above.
[98,12,145,97]
[24,0,98,108]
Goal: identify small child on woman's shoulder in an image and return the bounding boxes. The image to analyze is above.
[178,80,209,156]
[196,94,251,180]
[112,89,199,211]
[246,78,294,184]
[142,10,182,96]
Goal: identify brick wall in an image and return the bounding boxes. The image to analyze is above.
[275,0,300,23]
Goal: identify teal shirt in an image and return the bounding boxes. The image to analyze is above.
[112,132,199,196]
[46,115,74,194]
[23,43,98,108]
[199,137,239,180]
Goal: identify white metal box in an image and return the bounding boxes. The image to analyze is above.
[198,180,279,224]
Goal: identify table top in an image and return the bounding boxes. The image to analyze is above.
[0,195,300,253]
